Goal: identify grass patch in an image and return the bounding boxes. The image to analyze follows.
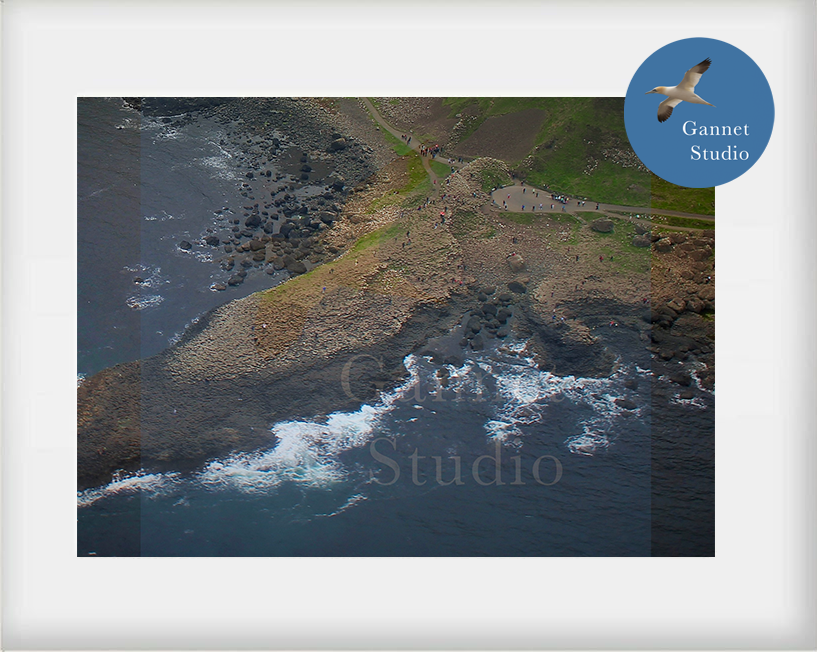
[585,216,650,273]
[367,152,428,213]
[451,209,494,239]
[389,98,400,106]
[480,166,512,192]
[649,213,715,231]
[380,128,413,156]
[650,173,715,215]
[576,211,602,221]
[503,211,536,226]
[351,223,403,254]
[429,159,450,178]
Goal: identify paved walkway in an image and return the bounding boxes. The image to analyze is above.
[491,184,714,222]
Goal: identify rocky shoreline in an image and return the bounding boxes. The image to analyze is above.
[78,98,714,491]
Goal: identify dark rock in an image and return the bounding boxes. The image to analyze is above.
[227,275,244,286]
[632,235,651,248]
[615,398,637,410]
[178,240,193,250]
[467,316,482,333]
[245,214,262,228]
[470,333,485,350]
[624,379,639,390]
[679,390,695,400]
[508,281,527,294]
[329,138,347,151]
[654,237,673,253]
[204,235,220,247]
[286,260,307,275]
[212,283,227,291]
[686,298,705,313]
[482,303,498,316]
[591,218,614,233]
[670,372,692,387]
[507,254,526,273]
[249,239,265,251]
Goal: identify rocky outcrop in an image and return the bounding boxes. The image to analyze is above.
[591,218,614,233]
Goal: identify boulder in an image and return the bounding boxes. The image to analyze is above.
[669,232,687,245]
[507,281,527,294]
[245,214,262,228]
[685,298,705,313]
[697,286,716,301]
[507,254,526,273]
[227,275,244,286]
[591,218,614,233]
[286,260,307,275]
[178,240,192,250]
[467,316,482,333]
[670,372,692,387]
[329,138,347,151]
[667,298,686,313]
[654,237,673,253]
[688,246,713,261]
[482,303,498,317]
[204,235,221,247]
[615,398,637,410]
[632,235,651,248]
[249,239,265,251]
[470,333,485,350]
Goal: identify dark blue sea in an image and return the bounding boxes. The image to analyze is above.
[77,98,714,556]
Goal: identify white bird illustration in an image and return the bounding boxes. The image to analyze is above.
[645,58,715,123]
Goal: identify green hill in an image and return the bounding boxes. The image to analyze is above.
[440,97,714,212]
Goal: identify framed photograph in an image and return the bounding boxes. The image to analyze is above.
[3,0,814,649]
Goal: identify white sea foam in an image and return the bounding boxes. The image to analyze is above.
[317,493,368,518]
[472,342,645,455]
[195,355,423,493]
[670,394,708,410]
[144,210,178,222]
[77,469,182,508]
[126,294,164,310]
[77,373,87,388]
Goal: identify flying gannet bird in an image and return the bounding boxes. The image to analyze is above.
[646,58,714,123]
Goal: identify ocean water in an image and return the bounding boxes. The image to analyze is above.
[77,98,714,556]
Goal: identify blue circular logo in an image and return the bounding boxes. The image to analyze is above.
[625,37,774,188]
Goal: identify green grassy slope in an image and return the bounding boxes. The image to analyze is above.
[442,98,714,212]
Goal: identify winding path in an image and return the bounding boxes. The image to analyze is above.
[361,97,715,227]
